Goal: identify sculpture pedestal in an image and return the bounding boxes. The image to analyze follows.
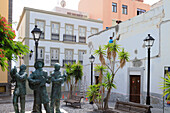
[10,109,68,113]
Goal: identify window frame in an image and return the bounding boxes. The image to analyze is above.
[65,24,74,35]
[78,50,86,62]
[91,27,99,35]
[78,26,86,43]
[35,19,46,39]
[122,5,128,15]
[65,49,74,60]
[112,2,117,13]
[50,48,60,66]
[137,8,146,15]
[51,22,60,41]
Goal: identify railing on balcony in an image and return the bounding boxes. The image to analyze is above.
[51,59,59,66]
[63,60,76,67]
[79,36,86,43]
[51,33,59,40]
[63,34,76,42]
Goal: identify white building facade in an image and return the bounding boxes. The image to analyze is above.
[16,7,103,94]
[84,0,170,108]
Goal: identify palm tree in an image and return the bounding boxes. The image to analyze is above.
[65,63,73,98]
[72,61,83,92]
[104,43,111,62]
[110,41,120,61]
[94,45,106,65]
[94,65,107,84]
[161,74,170,100]
[104,48,129,109]
[118,48,130,68]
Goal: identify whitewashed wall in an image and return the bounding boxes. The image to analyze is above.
[85,1,170,102]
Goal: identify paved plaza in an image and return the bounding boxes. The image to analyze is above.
[0,97,169,113]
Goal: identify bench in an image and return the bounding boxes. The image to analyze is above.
[112,100,153,113]
[63,95,84,108]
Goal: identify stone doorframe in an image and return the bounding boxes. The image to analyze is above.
[127,67,145,104]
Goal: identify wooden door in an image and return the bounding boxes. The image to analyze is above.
[130,75,140,103]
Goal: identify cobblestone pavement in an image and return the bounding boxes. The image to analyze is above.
[0,100,168,113]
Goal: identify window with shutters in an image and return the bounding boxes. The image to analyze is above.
[64,24,76,42]
[51,48,59,66]
[63,49,76,66]
[78,50,86,64]
[65,49,73,60]
[91,28,98,34]
[51,23,60,40]
[36,20,45,39]
[79,26,86,43]
[66,24,73,35]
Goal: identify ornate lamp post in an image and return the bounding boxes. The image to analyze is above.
[89,55,95,104]
[31,25,42,62]
[31,25,42,113]
[89,55,95,85]
[143,34,155,113]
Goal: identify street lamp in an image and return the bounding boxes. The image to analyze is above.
[89,54,95,104]
[31,25,42,113]
[89,55,95,85]
[31,25,42,62]
[143,34,155,113]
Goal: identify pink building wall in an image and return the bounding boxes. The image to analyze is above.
[79,0,150,29]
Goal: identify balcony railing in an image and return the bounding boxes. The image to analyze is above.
[79,36,86,43]
[51,33,59,40]
[63,34,76,42]
[63,60,76,67]
[51,59,59,66]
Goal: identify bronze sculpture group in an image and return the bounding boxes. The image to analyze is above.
[10,61,67,113]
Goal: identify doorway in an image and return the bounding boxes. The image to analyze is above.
[130,75,141,103]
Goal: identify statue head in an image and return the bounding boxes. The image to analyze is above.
[34,61,44,69]
[20,64,26,71]
[54,63,60,71]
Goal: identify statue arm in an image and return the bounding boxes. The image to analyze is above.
[52,77,64,84]
[16,73,27,81]
[28,74,40,85]
[44,71,51,84]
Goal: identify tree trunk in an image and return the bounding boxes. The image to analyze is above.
[104,86,111,109]
[69,84,73,98]
[104,74,115,109]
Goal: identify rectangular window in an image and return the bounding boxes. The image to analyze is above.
[51,23,60,40]
[64,24,76,42]
[79,26,86,43]
[65,49,73,60]
[37,47,44,62]
[63,49,76,66]
[122,5,128,15]
[51,48,59,66]
[91,28,98,34]
[78,50,86,64]
[36,20,45,39]
[112,3,117,12]
[66,24,73,35]
[137,8,146,15]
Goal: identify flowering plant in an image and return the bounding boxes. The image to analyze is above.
[0,15,29,71]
